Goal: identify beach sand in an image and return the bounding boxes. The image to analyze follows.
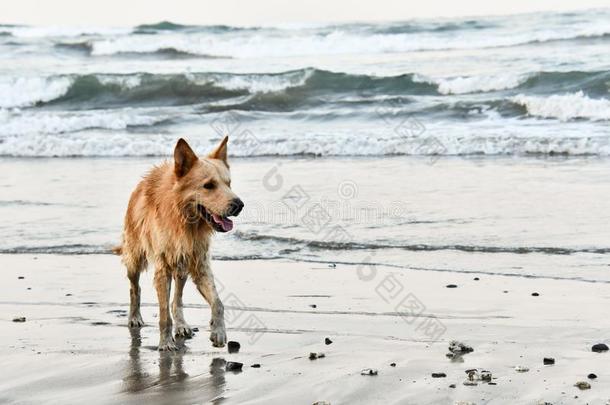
[1,253,609,404]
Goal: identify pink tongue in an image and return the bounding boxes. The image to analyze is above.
[212,214,233,231]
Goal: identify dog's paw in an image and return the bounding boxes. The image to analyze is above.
[210,327,227,348]
[175,324,193,338]
[128,315,145,328]
[158,337,178,351]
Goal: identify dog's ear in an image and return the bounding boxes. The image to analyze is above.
[174,138,198,177]
[208,135,229,166]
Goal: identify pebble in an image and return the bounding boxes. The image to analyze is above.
[390,363,396,367]
[225,361,243,372]
[592,343,609,353]
[532,292,540,296]
[309,352,325,360]
[328,263,336,268]
[449,341,474,355]
[227,341,240,353]
[515,366,529,373]
[574,381,591,390]
[361,368,378,376]
[251,364,261,368]
[12,317,26,323]
[543,357,555,365]
[587,373,597,379]
[446,284,458,288]
[432,373,447,378]
[473,277,480,281]
[18,276,24,279]
[310,304,317,308]
[325,337,333,345]
[449,384,456,388]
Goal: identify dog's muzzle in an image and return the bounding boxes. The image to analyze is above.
[227,198,244,217]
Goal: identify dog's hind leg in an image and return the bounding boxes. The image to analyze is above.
[172,272,193,338]
[125,253,146,328]
[191,261,226,348]
[154,259,177,351]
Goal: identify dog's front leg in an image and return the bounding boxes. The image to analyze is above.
[172,273,192,338]
[154,262,177,351]
[192,263,226,348]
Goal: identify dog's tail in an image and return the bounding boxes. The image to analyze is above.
[111,245,123,256]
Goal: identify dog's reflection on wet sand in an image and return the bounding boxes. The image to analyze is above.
[123,327,227,403]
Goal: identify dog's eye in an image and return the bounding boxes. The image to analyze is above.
[203,182,216,190]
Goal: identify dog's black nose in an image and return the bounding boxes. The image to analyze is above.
[227,198,244,217]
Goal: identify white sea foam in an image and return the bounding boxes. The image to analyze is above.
[0,76,72,108]
[421,74,530,95]
[5,26,131,38]
[0,109,169,137]
[86,21,610,58]
[209,69,313,93]
[512,92,610,121]
[2,119,609,157]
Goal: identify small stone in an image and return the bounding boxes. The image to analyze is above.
[328,263,336,268]
[310,304,317,308]
[449,384,456,388]
[503,290,509,293]
[473,277,479,281]
[532,292,540,296]
[592,343,609,353]
[574,381,591,390]
[65,293,72,297]
[251,364,261,368]
[361,368,378,376]
[18,276,24,279]
[12,317,26,322]
[325,337,333,345]
[390,363,396,367]
[227,341,240,353]
[587,373,597,379]
[515,366,529,373]
[432,373,447,378]
[225,361,243,372]
[446,284,458,288]
[309,352,325,360]
[543,357,555,365]
[449,341,474,354]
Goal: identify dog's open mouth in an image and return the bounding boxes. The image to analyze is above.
[197,205,234,232]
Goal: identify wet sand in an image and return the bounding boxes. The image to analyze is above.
[1,253,609,404]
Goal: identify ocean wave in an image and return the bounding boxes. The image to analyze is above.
[2,124,610,157]
[512,92,610,121]
[0,244,112,254]
[83,23,610,58]
[0,109,171,136]
[0,76,73,108]
[418,74,531,95]
[55,41,230,59]
[233,232,610,255]
[133,21,258,34]
[4,26,131,38]
[0,69,438,110]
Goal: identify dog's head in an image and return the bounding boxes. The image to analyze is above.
[173,136,243,232]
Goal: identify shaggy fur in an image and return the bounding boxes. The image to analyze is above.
[116,137,243,350]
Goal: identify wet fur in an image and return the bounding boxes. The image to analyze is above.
[116,136,240,350]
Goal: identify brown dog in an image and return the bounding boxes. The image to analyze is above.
[116,136,243,350]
